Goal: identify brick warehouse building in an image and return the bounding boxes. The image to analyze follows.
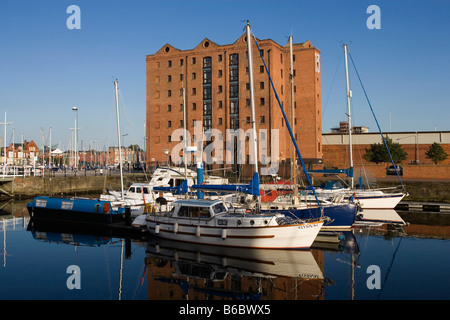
[146,31,322,176]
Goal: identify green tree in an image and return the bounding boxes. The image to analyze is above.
[363,137,408,164]
[128,144,142,152]
[425,142,449,164]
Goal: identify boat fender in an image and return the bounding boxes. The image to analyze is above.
[155,224,160,234]
[221,228,227,240]
[173,222,179,234]
[196,225,201,237]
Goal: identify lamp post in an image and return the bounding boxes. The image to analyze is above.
[0,112,12,176]
[396,134,419,164]
[72,106,78,170]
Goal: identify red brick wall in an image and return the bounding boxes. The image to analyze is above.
[323,144,450,179]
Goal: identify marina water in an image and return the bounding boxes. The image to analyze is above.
[1,200,449,300]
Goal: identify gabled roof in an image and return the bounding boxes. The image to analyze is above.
[149,33,316,57]
[153,43,182,55]
[193,38,220,50]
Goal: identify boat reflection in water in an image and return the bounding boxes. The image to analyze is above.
[356,209,407,226]
[144,237,327,300]
[23,211,360,301]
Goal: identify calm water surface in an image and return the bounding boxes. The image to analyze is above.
[1,200,449,301]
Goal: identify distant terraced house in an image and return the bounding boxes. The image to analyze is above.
[3,140,40,165]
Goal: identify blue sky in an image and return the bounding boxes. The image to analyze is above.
[0,0,449,151]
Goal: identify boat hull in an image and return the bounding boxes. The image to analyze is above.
[314,188,406,209]
[352,193,406,209]
[145,216,323,250]
[27,196,125,225]
[262,203,358,230]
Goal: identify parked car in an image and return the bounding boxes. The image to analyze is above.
[387,165,403,176]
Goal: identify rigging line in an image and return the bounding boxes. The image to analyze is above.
[104,245,113,300]
[323,50,343,116]
[118,88,139,147]
[252,31,322,210]
[376,235,403,300]
[348,52,404,187]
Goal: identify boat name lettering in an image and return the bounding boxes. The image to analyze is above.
[297,224,318,230]
[61,201,74,210]
[36,199,47,208]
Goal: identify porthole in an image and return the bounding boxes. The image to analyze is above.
[204,41,210,48]
[165,46,170,53]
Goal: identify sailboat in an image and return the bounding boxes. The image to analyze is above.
[309,44,407,209]
[249,32,358,229]
[99,80,146,217]
[145,22,324,249]
[193,27,358,230]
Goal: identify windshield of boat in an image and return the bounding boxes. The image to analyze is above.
[177,205,211,218]
[212,203,227,215]
[224,202,233,210]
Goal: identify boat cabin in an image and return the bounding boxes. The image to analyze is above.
[169,199,232,219]
[126,183,152,195]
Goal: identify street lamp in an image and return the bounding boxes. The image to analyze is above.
[164,149,170,166]
[396,133,419,164]
[72,106,78,169]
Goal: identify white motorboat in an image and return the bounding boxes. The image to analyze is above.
[145,198,323,249]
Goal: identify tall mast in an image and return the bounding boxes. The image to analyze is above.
[114,79,125,200]
[246,21,260,211]
[182,87,188,198]
[49,127,52,169]
[289,35,299,204]
[246,21,258,175]
[344,44,354,189]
